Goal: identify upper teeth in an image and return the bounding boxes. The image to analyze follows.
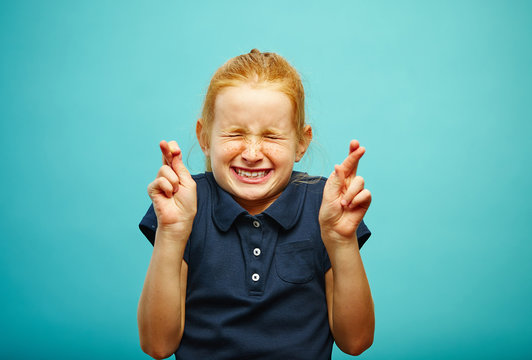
[236,169,268,178]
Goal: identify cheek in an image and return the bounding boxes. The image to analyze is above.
[263,143,296,163]
[214,142,241,159]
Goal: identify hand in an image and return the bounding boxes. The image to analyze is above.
[319,140,372,244]
[147,140,197,233]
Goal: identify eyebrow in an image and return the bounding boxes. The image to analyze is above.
[222,126,284,135]
[262,128,284,136]
[223,126,247,133]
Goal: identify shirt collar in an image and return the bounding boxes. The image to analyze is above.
[210,171,309,231]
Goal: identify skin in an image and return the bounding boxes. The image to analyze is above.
[137,141,193,359]
[321,140,375,354]
[137,84,374,358]
[197,84,310,215]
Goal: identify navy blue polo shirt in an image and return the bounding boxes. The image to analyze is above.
[139,172,371,360]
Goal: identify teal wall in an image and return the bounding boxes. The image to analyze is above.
[1,1,531,359]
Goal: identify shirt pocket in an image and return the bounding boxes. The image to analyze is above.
[275,240,315,284]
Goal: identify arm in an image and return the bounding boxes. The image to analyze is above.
[319,140,374,356]
[137,141,197,359]
[138,237,188,359]
[324,247,374,355]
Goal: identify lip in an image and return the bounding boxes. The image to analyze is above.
[231,167,273,184]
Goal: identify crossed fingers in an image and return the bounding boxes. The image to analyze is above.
[335,140,369,208]
[160,140,181,167]
[335,140,365,181]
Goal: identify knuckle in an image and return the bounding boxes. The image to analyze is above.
[160,176,170,187]
[159,165,175,179]
[147,180,161,197]
[157,165,167,175]
[152,177,167,189]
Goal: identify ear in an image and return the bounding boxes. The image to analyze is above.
[196,119,209,156]
[295,125,312,162]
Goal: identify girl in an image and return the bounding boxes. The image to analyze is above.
[138,49,374,360]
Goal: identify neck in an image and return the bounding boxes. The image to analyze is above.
[234,194,282,215]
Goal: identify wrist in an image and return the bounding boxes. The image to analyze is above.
[324,240,361,270]
[322,229,359,255]
[321,227,357,245]
[156,222,193,242]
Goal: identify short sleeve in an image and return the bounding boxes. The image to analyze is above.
[138,204,190,263]
[139,204,157,245]
[322,219,372,273]
[356,220,371,249]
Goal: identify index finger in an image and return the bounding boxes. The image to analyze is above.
[159,140,182,166]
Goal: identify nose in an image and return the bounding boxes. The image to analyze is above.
[241,137,263,164]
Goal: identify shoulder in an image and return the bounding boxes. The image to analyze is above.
[290,172,327,200]
[291,171,327,186]
[190,172,215,194]
[191,172,210,185]
[190,172,215,212]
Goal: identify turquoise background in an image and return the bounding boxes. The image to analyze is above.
[1,1,531,359]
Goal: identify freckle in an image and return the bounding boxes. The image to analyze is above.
[224,145,238,152]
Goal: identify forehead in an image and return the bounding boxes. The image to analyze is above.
[213,84,294,130]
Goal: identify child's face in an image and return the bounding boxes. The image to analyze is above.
[199,84,309,214]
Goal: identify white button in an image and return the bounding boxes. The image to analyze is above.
[252,273,260,282]
[253,248,261,256]
[252,220,260,228]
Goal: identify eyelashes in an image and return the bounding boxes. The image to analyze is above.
[265,135,283,140]
[222,134,285,141]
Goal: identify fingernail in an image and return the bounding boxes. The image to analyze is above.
[341,199,347,206]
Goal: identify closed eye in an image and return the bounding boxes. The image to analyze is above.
[223,133,244,138]
[263,132,285,140]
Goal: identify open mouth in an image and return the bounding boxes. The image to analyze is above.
[232,167,271,180]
